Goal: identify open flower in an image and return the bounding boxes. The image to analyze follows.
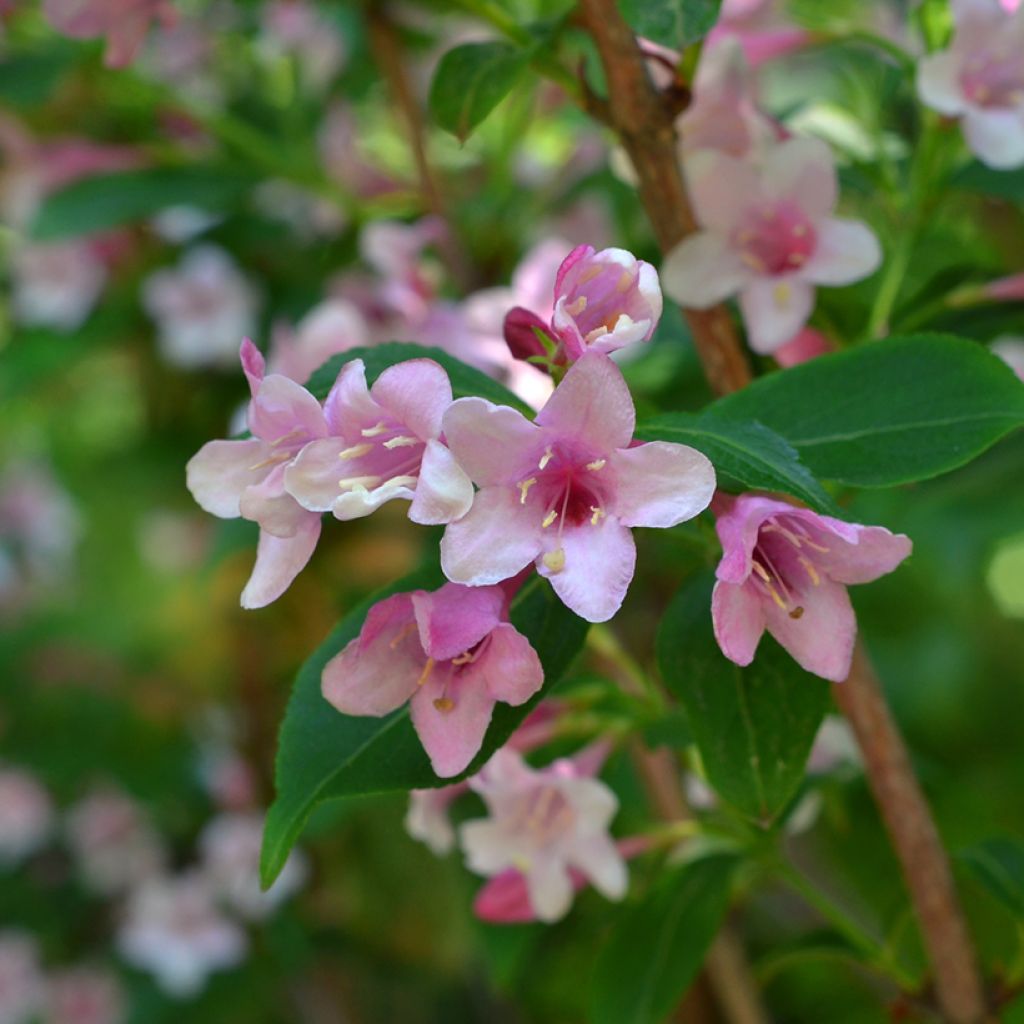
[42,0,177,68]
[186,340,330,608]
[405,783,467,855]
[43,968,126,1024]
[267,299,371,385]
[440,352,716,622]
[917,0,1024,170]
[283,358,472,525]
[0,768,53,868]
[460,749,627,923]
[712,493,912,682]
[0,933,44,1024]
[322,583,543,778]
[661,138,881,353]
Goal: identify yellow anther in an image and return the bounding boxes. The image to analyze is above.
[542,548,566,573]
[451,650,476,666]
[417,658,435,687]
[383,435,418,449]
[518,477,537,504]
[433,697,455,713]
[566,296,588,316]
[586,458,606,471]
[361,422,389,438]
[337,443,373,460]
[789,606,805,620]
[542,510,558,529]
[538,447,554,471]
[773,282,792,307]
[590,506,605,526]
[798,556,821,586]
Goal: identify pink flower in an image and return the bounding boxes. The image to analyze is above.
[992,337,1024,380]
[677,38,778,159]
[917,0,1024,169]
[43,968,125,1024]
[440,352,716,622]
[267,299,371,385]
[662,139,881,353]
[322,583,543,778]
[10,242,107,332]
[773,327,832,367]
[982,271,1024,302]
[405,783,467,855]
[260,0,346,94]
[547,245,662,361]
[0,933,44,1024]
[186,340,331,608]
[711,493,912,682]
[282,358,473,526]
[460,749,627,922]
[116,873,247,998]
[708,0,814,66]
[42,0,177,69]
[0,768,53,867]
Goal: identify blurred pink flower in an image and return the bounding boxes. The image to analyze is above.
[143,246,259,370]
[65,788,165,896]
[405,784,467,855]
[460,749,627,922]
[199,812,306,921]
[268,299,371,385]
[662,139,880,353]
[260,0,346,94]
[10,243,107,332]
[712,493,912,682]
[0,932,44,1024]
[773,327,832,367]
[323,582,543,778]
[42,0,177,69]
[708,0,813,66]
[917,0,1024,169]
[982,271,1024,302]
[440,352,716,622]
[992,337,1024,380]
[116,873,246,998]
[0,768,53,867]
[186,339,332,608]
[43,968,125,1024]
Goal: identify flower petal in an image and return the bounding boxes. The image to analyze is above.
[240,516,320,609]
[525,855,575,922]
[535,352,635,453]
[370,358,453,441]
[186,439,267,519]
[247,374,326,445]
[239,337,265,397]
[738,277,815,354]
[684,150,758,231]
[239,465,308,537]
[797,517,913,585]
[802,219,881,286]
[567,833,628,901]
[539,518,636,623]
[473,623,544,705]
[411,583,504,662]
[609,441,716,528]
[408,440,474,525]
[916,51,968,115]
[284,438,352,513]
[762,137,837,218]
[442,398,544,486]
[322,359,379,438]
[661,231,750,307]
[441,486,544,586]
[962,108,1024,170]
[711,579,766,666]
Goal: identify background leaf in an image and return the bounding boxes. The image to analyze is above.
[589,854,737,1024]
[29,165,257,241]
[706,334,1024,487]
[260,570,589,886]
[617,0,723,49]
[958,837,1024,917]
[429,41,531,141]
[656,574,830,823]
[637,413,838,514]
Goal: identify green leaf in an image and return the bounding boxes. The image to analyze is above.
[260,570,588,887]
[706,334,1024,487]
[30,165,256,241]
[656,574,830,823]
[589,854,737,1024]
[617,0,723,50]
[637,413,838,515]
[958,837,1024,918]
[305,342,532,412]
[955,161,1024,202]
[428,41,531,141]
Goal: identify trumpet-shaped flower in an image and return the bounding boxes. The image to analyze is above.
[712,494,912,682]
[661,139,881,353]
[460,749,626,923]
[917,0,1024,169]
[186,340,329,608]
[440,352,716,622]
[283,358,472,525]
[322,583,543,778]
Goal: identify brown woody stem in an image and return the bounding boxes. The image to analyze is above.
[575,0,987,1020]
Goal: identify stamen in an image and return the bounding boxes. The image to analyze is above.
[337,443,373,460]
[566,296,587,316]
[773,282,792,307]
[789,606,805,619]
[247,451,292,471]
[361,422,389,438]
[542,548,566,573]
[389,623,418,650]
[518,477,537,504]
[451,650,477,666]
[384,435,418,449]
[740,252,766,272]
[383,474,418,490]
[590,506,605,526]
[798,555,820,586]
[538,447,554,471]
[586,458,606,472]
[417,658,435,687]
[542,510,558,529]
[338,475,382,491]
[270,428,305,448]
[433,697,455,712]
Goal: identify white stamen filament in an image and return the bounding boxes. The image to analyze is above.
[538,447,554,470]
[519,477,537,504]
[361,422,389,438]
[247,450,293,471]
[586,459,606,471]
[338,475,382,491]
[590,506,605,526]
[384,435,418,449]
[337,443,373,460]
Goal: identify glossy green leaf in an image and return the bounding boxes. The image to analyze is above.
[955,161,1024,202]
[958,837,1024,917]
[305,342,531,413]
[429,41,531,141]
[706,334,1024,487]
[656,574,830,823]
[30,165,256,241]
[589,854,737,1024]
[617,0,723,49]
[637,413,838,514]
[260,570,588,886]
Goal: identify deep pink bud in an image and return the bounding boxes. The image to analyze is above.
[503,306,555,362]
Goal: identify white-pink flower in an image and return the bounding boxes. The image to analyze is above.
[662,138,881,353]
[267,299,371,385]
[405,784,467,855]
[712,493,912,682]
[43,968,125,1024]
[440,352,716,622]
[322,582,543,778]
[0,932,44,1024]
[116,873,246,998]
[10,242,107,333]
[917,0,1024,169]
[993,336,1024,380]
[0,768,53,868]
[42,0,177,69]
[460,749,626,923]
